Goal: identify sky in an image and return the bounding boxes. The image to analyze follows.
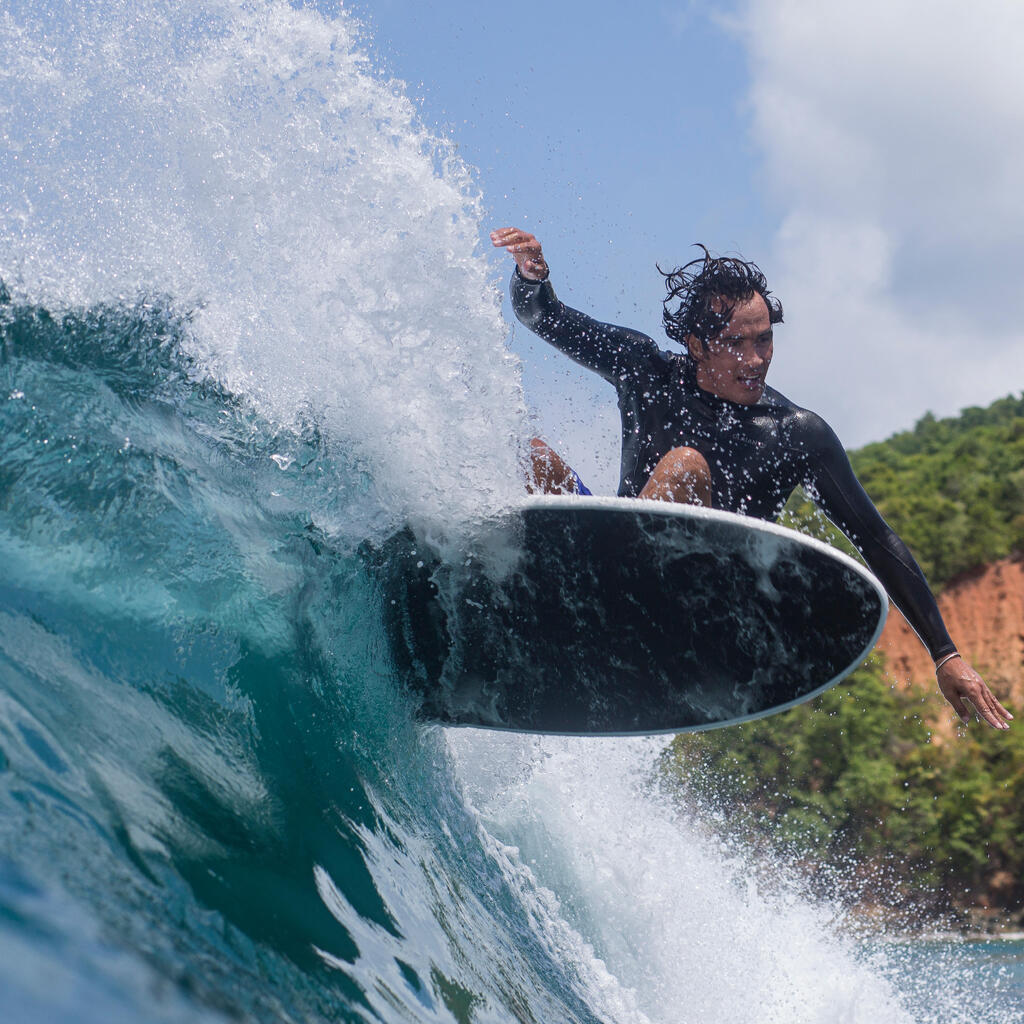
[324,0,1024,491]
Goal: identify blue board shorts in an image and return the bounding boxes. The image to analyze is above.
[571,471,592,496]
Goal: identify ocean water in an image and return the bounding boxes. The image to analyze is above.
[0,3,1020,1022]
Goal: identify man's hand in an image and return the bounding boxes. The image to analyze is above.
[937,656,1013,730]
[491,227,549,281]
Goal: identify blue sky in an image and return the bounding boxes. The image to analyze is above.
[335,2,772,313]
[327,0,1024,490]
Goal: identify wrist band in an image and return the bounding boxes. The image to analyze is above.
[935,651,961,671]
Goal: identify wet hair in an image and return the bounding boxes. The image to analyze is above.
[660,245,783,353]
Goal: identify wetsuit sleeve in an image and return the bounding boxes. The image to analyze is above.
[510,269,664,384]
[799,413,956,661]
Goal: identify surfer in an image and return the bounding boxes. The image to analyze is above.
[492,226,1012,732]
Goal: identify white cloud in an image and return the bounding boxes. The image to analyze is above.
[738,0,1024,444]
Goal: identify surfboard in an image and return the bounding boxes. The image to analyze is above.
[374,496,887,736]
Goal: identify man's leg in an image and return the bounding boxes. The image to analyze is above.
[638,447,712,506]
[527,438,583,494]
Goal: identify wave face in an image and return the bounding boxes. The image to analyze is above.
[0,3,1019,1022]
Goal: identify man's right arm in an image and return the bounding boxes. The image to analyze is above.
[510,269,662,384]
[492,226,663,384]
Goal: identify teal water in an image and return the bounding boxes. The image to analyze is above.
[865,938,1024,1018]
[1,3,1022,1022]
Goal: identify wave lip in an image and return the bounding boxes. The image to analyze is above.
[1,0,527,543]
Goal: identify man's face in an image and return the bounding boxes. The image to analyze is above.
[687,293,773,405]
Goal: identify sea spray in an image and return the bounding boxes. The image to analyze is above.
[449,729,1024,1023]
[1,0,526,547]
[447,731,925,1024]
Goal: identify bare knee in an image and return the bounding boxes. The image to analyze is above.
[658,446,710,479]
[639,446,711,505]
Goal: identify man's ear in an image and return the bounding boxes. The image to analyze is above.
[686,334,704,361]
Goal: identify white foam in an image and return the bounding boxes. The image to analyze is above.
[0,0,527,543]
[450,731,998,1024]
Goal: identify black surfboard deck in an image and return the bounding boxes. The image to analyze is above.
[378,496,887,736]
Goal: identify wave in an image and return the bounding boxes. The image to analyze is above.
[0,293,618,1022]
[0,3,1018,1022]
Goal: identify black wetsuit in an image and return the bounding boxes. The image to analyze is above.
[511,269,955,660]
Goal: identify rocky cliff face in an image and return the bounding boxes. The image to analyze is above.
[875,553,1024,724]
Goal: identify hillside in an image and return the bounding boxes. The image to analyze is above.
[850,394,1024,587]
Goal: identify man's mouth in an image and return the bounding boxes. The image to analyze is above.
[737,374,763,390]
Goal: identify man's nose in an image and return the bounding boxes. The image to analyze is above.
[742,343,766,368]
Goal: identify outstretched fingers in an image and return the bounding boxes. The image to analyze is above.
[490,227,533,246]
[491,229,538,254]
[938,659,1012,730]
[968,685,1014,730]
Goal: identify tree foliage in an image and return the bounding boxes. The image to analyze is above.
[665,660,1024,911]
[849,394,1024,586]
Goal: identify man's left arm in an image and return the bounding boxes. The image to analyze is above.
[800,413,1012,731]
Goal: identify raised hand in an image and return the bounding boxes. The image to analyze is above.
[490,227,549,281]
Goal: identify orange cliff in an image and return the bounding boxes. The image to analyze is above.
[874,553,1024,723]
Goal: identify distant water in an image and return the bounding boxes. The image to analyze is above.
[1,3,1021,1022]
[867,939,1024,1017]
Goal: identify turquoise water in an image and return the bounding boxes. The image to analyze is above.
[1,3,1022,1022]
[866,938,1024,1019]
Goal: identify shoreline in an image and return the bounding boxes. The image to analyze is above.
[846,899,1024,942]
[867,928,1024,944]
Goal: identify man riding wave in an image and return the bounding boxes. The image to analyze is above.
[492,226,1012,732]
